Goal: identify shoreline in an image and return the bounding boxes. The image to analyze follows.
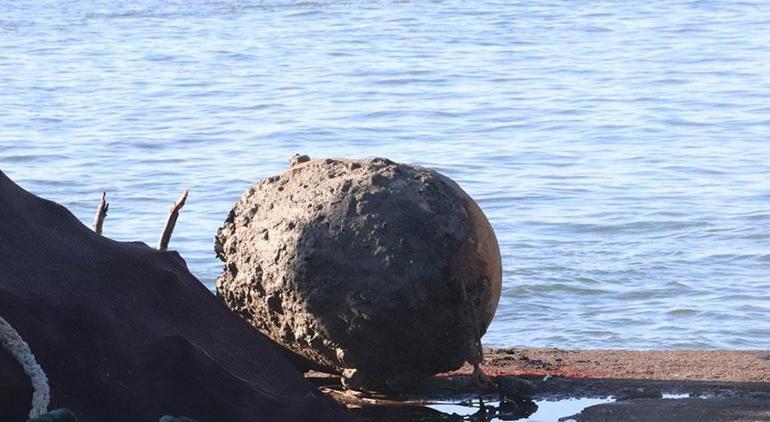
[467,347,770,383]
[317,347,770,421]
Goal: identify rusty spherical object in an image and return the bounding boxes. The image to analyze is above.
[215,157,502,388]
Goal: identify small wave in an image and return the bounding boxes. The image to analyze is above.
[4,154,70,163]
[666,308,699,317]
[564,220,712,234]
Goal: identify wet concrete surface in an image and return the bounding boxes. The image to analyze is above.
[339,378,770,421]
[313,348,770,421]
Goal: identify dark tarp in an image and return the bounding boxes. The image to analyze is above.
[0,170,347,422]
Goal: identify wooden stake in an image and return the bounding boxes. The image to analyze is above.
[157,190,189,251]
[92,192,109,235]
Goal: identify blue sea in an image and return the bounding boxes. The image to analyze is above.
[2,0,769,349]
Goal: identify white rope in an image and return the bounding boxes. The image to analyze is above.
[0,315,50,418]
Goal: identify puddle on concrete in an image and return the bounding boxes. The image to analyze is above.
[424,392,694,420]
[662,393,690,399]
[427,397,615,421]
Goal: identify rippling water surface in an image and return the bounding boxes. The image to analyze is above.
[2,0,769,349]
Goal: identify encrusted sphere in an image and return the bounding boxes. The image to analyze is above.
[215,157,502,388]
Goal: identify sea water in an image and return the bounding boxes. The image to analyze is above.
[2,0,769,349]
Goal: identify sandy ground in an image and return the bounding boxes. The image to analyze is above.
[476,348,770,421]
[318,347,770,421]
[469,348,770,382]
